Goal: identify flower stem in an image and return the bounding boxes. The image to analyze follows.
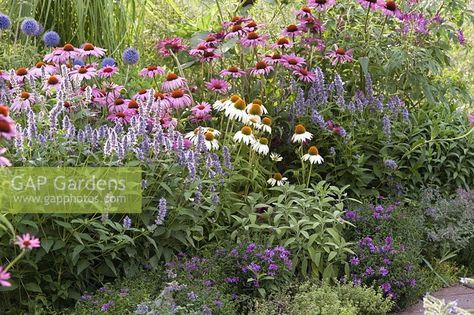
[5,250,26,272]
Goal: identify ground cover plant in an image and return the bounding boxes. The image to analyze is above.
[0,0,473,313]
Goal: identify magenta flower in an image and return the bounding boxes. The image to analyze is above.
[271,37,293,49]
[0,148,11,167]
[250,61,274,76]
[133,89,151,102]
[0,115,17,140]
[377,0,402,18]
[240,31,269,47]
[139,65,165,78]
[199,50,222,63]
[107,110,135,124]
[293,67,316,82]
[80,43,106,58]
[155,37,188,57]
[282,54,306,69]
[161,73,187,92]
[263,53,284,65]
[308,0,336,12]
[357,0,382,10]
[11,91,36,112]
[70,66,97,81]
[29,61,56,78]
[108,98,129,113]
[97,65,119,78]
[42,75,63,91]
[281,24,303,37]
[44,44,81,64]
[327,45,354,65]
[225,24,246,39]
[299,17,325,34]
[220,66,245,78]
[0,266,11,287]
[467,113,474,128]
[457,29,465,45]
[205,79,231,94]
[189,44,210,57]
[296,6,314,20]
[190,102,212,122]
[167,89,192,109]
[15,233,41,250]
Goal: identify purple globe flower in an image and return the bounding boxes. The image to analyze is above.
[122,47,140,65]
[43,31,60,47]
[0,13,11,30]
[101,57,116,67]
[20,18,39,36]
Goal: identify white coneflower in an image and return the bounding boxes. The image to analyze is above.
[259,116,272,134]
[224,97,248,123]
[213,98,230,112]
[267,172,288,186]
[302,146,324,164]
[246,99,268,114]
[270,152,283,162]
[204,131,219,151]
[233,126,256,145]
[185,127,220,144]
[291,124,312,143]
[252,137,270,155]
[246,102,263,123]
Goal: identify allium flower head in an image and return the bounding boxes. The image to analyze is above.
[101,57,116,67]
[20,18,39,36]
[0,13,11,30]
[327,45,354,65]
[43,31,60,47]
[302,146,324,164]
[15,233,41,250]
[267,172,288,186]
[122,47,140,65]
[0,266,11,287]
[291,124,313,143]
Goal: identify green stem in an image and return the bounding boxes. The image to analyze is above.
[307,163,313,188]
[5,250,26,272]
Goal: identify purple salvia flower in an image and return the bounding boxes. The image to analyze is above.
[26,109,37,141]
[123,216,132,230]
[155,197,167,225]
[365,73,373,100]
[77,130,85,143]
[194,183,202,204]
[334,74,345,107]
[311,109,327,130]
[383,115,391,139]
[222,146,232,169]
[457,29,465,45]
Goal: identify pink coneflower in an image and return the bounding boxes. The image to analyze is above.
[80,43,106,58]
[467,113,474,128]
[155,37,188,57]
[225,24,246,39]
[133,88,151,102]
[282,54,306,69]
[15,233,41,250]
[281,24,303,37]
[240,31,269,47]
[189,44,209,57]
[43,75,63,91]
[189,102,212,122]
[0,266,11,287]
[377,0,402,18]
[263,53,284,65]
[167,89,192,109]
[11,91,36,112]
[161,73,187,92]
[299,17,325,33]
[107,109,135,124]
[199,50,222,63]
[0,70,8,80]
[203,34,221,48]
[250,61,274,76]
[97,65,118,78]
[205,79,230,94]
[70,66,97,81]
[271,37,293,49]
[93,83,124,107]
[301,37,325,51]
[0,148,11,167]
[294,67,316,82]
[327,45,354,65]
[29,61,56,78]
[0,115,16,140]
[357,0,381,10]
[220,66,246,78]
[139,65,165,78]
[296,6,314,20]
[308,0,337,11]
[243,20,259,33]
[108,98,129,113]
[44,43,81,64]
[14,67,34,83]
